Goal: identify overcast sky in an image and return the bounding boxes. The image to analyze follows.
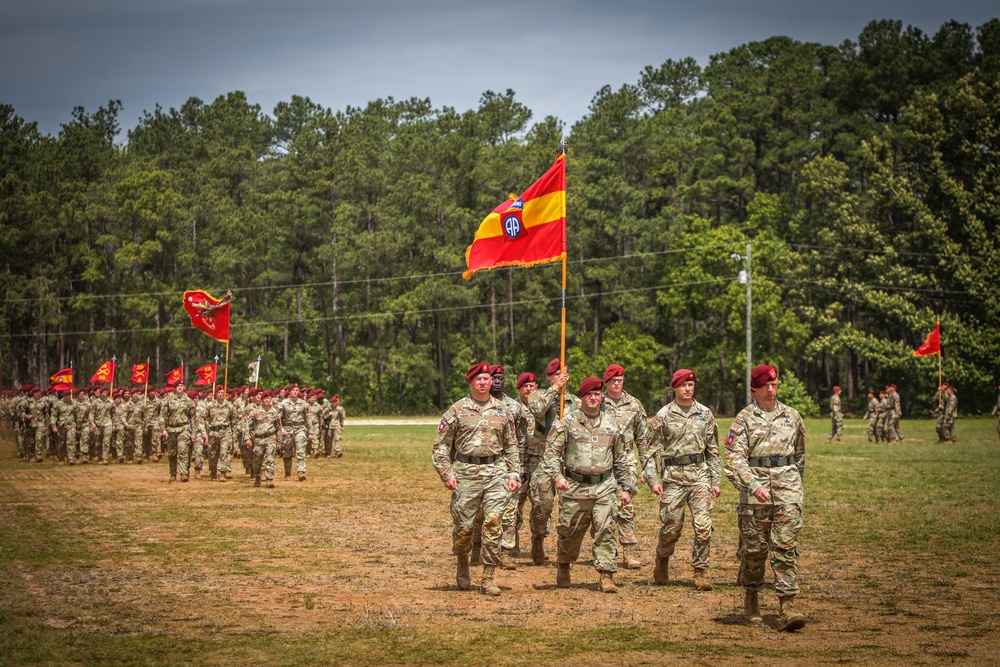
[2,1,996,139]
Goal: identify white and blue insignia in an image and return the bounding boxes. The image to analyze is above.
[501,199,525,241]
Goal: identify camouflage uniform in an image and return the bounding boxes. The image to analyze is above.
[328,404,346,456]
[496,393,530,552]
[940,390,958,443]
[73,394,92,462]
[887,388,903,442]
[245,402,280,484]
[306,397,324,456]
[90,395,115,462]
[111,397,129,461]
[724,399,806,599]
[27,393,50,460]
[126,394,145,461]
[143,394,163,459]
[278,396,310,478]
[602,390,651,566]
[204,396,236,480]
[192,398,208,474]
[542,408,635,575]
[432,395,520,568]
[51,396,78,463]
[878,394,892,442]
[826,393,843,443]
[526,387,581,541]
[863,395,880,442]
[645,399,720,574]
[160,390,195,479]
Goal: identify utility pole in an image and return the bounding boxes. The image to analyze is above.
[732,241,752,406]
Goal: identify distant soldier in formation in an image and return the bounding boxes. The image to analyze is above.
[515,371,551,565]
[645,369,720,591]
[203,386,235,481]
[245,389,280,488]
[885,384,903,443]
[111,390,129,462]
[278,384,310,481]
[327,394,346,458]
[160,382,195,482]
[725,365,806,632]
[306,390,324,457]
[487,365,530,569]
[862,390,879,443]
[432,362,520,596]
[601,363,650,570]
[825,386,843,443]
[74,389,92,463]
[877,389,892,443]
[992,384,1000,443]
[933,383,958,444]
[51,390,78,464]
[90,386,115,465]
[542,377,636,594]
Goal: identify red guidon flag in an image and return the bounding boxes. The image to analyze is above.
[165,366,184,387]
[183,290,232,342]
[131,363,150,385]
[91,360,116,384]
[913,322,941,357]
[50,368,73,390]
[464,154,566,279]
[193,363,217,386]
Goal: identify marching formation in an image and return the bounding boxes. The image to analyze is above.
[0,383,346,487]
[433,360,807,632]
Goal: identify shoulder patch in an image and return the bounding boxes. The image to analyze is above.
[724,429,737,448]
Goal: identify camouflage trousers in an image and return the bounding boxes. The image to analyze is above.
[128,427,143,461]
[888,416,903,441]
[281,428,308,474]
[165,429,192,478]
[325,427,343,455]
[32,425,48,459]
[78,426,91,458]
[451,468,511,567]
[93,425,113,461]
[556,491,620,573]
[866,417,879,442]
[499,454,551,548]
[252,437,276,480]
[657,482,714,571]
[737,503,802,598]
[936,416,956,443]
[111,427,130,460]
[828,415,843,441]
[58,425,78,462]
[617,496,638,547]
[206,432,232,474]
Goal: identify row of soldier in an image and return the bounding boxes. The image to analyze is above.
[432,360,806,632]
[0,383,346,487]
[829,382,962,445]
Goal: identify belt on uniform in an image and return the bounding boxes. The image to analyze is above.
[209,424,229,433]
[564,468,612,484]
[748,455,794,468]
[662,453,705,466]
[455,452,501,465]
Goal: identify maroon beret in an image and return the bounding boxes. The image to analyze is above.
[516,372,537,389]
[603,364,625,382]
[466,362,491,383]
[332,394,340,401]
[750,365,778,389]
[832,385,841,392]
[577,377,603,398]
[489,364,504,376]
[546,358,562,376]
[671,369,696,388]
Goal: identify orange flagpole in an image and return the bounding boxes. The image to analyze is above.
[558,145,568,418]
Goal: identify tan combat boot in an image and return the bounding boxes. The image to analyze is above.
[778,597,806,631]
[556,563,571,588]
[531,535,547,565]
[470,540,482,566]
[599,571,618,594]
[621,545,643,569]
[693,569,712,591]
[499,548,517,571]
[481,565,501,596]
[744,589,762,623]
[652,555,669,585]
[456,554,471,591]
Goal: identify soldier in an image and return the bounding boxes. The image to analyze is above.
[237,388,256,476]
[645,369,720,591]
[938,383,958,443]
[328,394,346,457]
[862,390,879,443]
[991,384,1000,444]
[125,389,144,463]
[542,377,635,593]
[201,386,235,481]
[886,384,904,443]
[825,386,843,443]
[725,365,807,632]
[487,365,530,569]
[90,386,115,465]
[278,384,311,481]
[307,390,324,457]
[431,362,520,596]
[111,390,129,462]
[245,390,280,488]
[878,388,893,443]
[26,386,49,462]
[72,389,92,463]
[601,363,651,570]
[160,381,196,482]
[515,371,552,565]
[50,390,79,464]
[143,389,162,461]
[523,358,579,565]
[190,390,208,477]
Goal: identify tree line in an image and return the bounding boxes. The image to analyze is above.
[2,18,999,417]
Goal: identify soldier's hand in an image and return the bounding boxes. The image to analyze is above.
[555,478,570,491]
[507,478,520,493]
[752,487,770,502]
[620,490,632,506]
[711,484,721,498]
[444,477,458,491]
[650,483,663,496]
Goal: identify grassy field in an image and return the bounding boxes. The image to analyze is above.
[1,417,999,666]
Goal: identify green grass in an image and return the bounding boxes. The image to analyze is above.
[1,418,999,665]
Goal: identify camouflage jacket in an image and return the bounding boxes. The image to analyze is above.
[279,398,309,431]
[91,398,115,428]
[541,408,636,500]
[647,399,720,488]
[863,397,880,421]
[601,391,649,471]
[724,399,805,507]
[160,392,195,432]
[431,395,520,484]
[830,394,842,418]
[496,393,530,470]
[526,386,581,458]
[245,404,282,443]
[204,399,235,433]
[944,392,958,419]
[51,399,78,429]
